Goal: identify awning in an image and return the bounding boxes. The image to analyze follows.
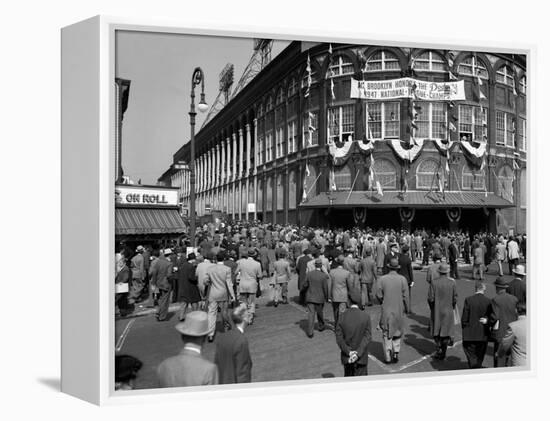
[299,191,515,209]
[115,207,186,235]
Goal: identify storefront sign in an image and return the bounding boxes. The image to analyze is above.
[115,185,178,206]
[350,77,465,101]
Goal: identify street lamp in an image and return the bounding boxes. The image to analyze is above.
[189,67,208,247]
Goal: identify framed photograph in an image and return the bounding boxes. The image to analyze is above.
[61,16,532,405]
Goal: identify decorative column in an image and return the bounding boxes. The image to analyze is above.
[226,137,232,182]
[232,132,237,182]
[245,123,252,220]
[239,128,244,219]
[220,138,226,184]
[253,118,259,220]
[197,154,202,192]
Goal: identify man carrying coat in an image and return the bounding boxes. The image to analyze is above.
[302,258,330,338]
[461,281,492,368]
[427,263,458,360]
[335,290,372,377]
[376,257,409,363]
[489,277,518,367]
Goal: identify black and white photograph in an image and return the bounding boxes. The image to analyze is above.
[112,30,529,391]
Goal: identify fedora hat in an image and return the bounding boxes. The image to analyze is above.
[163,248,173,256]
[512,265,526,276]
[494,277,509,289]
[175,311,210,337]
[248,248,257,257]
[135,245,145,252]
[438,263,450,274]
[387,258,400,270]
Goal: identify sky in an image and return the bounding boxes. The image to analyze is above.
[116,31,290,184]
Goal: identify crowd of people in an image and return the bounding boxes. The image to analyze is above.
[114,221,527,389]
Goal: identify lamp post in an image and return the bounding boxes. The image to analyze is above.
[189,67,208,247]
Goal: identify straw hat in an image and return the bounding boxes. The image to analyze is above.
[175,311,210,336]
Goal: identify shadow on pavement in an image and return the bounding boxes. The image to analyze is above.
[403,333,435,356]
[429,355,469,371]
[368,340,387,362]
[321,372,336,378]
[37,378,60,392]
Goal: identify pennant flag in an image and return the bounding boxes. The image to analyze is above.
[437,172,444,193]
[308,112,316,132]
[445,159,450,175]
[307,130,313,147]
[411,121,418,130]
[479,89,487,100]
[304,54,312,98]
[513,159,520,170]
[513,84,518,96]
[330,78,335,100]
[449,101,456,109]
[330,170,337,191]
[447,52,454,68]
[449,71,458,80]
[302,182,308,202]
[449,121,457,132]
[328,43,333,55]
[376,180,384,196]
[305,163,310,177]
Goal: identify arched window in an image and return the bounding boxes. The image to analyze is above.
[266,176,273,211]
[497,165,514,202]
[288,171,297,209]
[266,95,274,112]
[457,55,489,79]
[257,180,263,212]
[416,159,443,189]
[413,51,446,72]
[328,54,354,76]
[276,174,284,210]
[519,75,527,94]
[248,180,254,205]
[461,165,486,190]
[373,159,397,189]
[288,77,298,97]
[496,65,515,87]
[304,165,317,200]
[366,50,400,72]
[276,88,285,105]
[334,165,352,190]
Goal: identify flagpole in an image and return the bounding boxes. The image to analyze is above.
[306,172,322,197]
[346,169,360,204]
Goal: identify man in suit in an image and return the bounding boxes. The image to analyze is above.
[296,248,313,306]
[490,277,518,367]
[204,253,235,342]
[398,244,414,312]
[498,303,527,367]
[359,247,377,308]
[302,258,329,338]
[128,246,145,304]
[428,263,458,360]
[375,237,386,275]
[461,281,492,368]
[426,253,443,285]
[448,237,460,280]
[335,290,372,377]
[376,258,409,363]
[236,249,263,324]
[214,303,253,384]
[150,249,174,321]
[508,265,526,306]
[196,252,216,309]
[328,256,351,328]
[157,311,218,387]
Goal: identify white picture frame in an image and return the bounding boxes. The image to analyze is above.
[61,15,535,406]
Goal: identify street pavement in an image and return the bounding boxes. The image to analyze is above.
[115,260,521,390]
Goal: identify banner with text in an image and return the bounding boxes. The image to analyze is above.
[350,77,465,101]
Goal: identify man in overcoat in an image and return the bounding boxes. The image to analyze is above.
[428,263,458,360]
[508,265,526,307]
[376,257,409,363]
[150,249,174,321]
[448,237,460,280]
[489,277,518,367]
[177,253,201,321]
[335,290,372,377]
[214,304,253,384]
[302,258,329,338]
[359,247,377,308]
[461,281,492,368]
[296,248,313,306]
